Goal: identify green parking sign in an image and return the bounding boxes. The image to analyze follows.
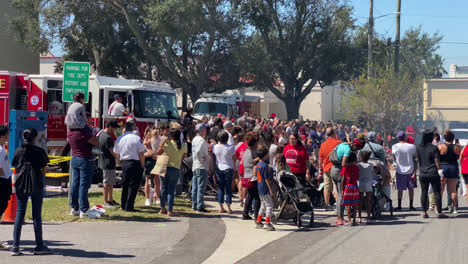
[62,61,90,102]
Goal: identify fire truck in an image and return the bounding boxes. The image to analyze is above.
[0,71,179,153]
[193,93,260,119]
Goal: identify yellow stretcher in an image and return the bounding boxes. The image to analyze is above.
[46,156,72,178]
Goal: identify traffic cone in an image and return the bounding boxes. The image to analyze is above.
[1,169,17,224]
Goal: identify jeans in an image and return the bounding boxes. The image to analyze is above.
[160,167,180,211]
[243,181,260,218]
[420,176,442,214]
[121,160,143,211]
[70,156,93,213]
[192,169,208,210]
[216,169,233,205]
[13,191,44,248]
[331,165,345,218]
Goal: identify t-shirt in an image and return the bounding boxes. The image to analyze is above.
[0,145,10,179]
[340,165,359,186]
[192,135,209,170]
[269,144,277,168]
[226,131,235,146]
[336,142,351,161]
[319,138,342,172]
[213,144,236,171]
[283,144,309,174]
[243,148,257,178]
[108,101,126,116]
[68,129,93,158]
[114,132,145,161]
[65,102,87,129]
[12,145,49,190]
[308,130,322,149]
[98,131,116,170]
[236,142,248,175]
[256,161,273,196]
[392,142,417,174]
[164,140,188,168]
[357,162,374,185]
[416,144,440,178]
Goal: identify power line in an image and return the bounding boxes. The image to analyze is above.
[440,41,468,45]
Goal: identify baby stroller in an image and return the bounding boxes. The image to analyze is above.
[368,160,393,219]
[273,171,314,228]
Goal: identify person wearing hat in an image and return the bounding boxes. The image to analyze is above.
[108,94,128,116]
[223,121,235,146]
[191,123,210,213]
[392,131,418,211]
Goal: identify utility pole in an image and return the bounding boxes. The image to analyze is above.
[394,0,401,73]
[368,0,374,78]
[386,38,392,71]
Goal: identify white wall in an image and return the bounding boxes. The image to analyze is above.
[40,58,60,75]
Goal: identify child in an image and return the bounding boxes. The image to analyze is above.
[255,147,276,231]
[64,92,89,131]
[357,151,374,224]
[341,152,359,226]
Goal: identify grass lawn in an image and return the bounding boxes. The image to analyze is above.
[24,190,193,222]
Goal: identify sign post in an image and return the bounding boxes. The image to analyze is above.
[62,61,90,103]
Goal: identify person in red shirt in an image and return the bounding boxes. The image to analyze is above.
[236,138,248,206]
[283,133,310,182]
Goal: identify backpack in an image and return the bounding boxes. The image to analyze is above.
[16,161,42,196]
[329,144,344,166]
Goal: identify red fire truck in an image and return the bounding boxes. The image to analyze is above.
[0,71,179,154]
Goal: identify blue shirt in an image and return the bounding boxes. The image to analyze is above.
[336,142,351,161]
[308,130,322,149]
[256,161,273,196]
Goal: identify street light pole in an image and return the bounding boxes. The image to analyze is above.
[368,0,374,79]
[394,0,401,73]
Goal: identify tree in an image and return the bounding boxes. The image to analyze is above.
[342,68,419,142]
[237,0,357,119]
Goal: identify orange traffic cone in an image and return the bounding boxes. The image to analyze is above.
[1,169,17,224]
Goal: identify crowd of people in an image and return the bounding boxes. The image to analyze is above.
[2,92,468,255]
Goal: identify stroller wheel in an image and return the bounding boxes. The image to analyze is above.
[271,214,278,224]
[297,212,303,228]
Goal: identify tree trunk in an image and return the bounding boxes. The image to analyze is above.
[182,90,188,112]
[283,97,301,120]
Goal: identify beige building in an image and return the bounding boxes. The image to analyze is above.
[40,52,62,74]
[0,0,39,73]
[423,78,468,122]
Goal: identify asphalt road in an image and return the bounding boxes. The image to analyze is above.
[239,188,468,264]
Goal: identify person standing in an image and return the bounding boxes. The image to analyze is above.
[0,126,11,250]
[459,142,468,204]
[283,133,310,182]
[438,129,461,214]
[319,128,342,210]
[157,129,187,216]
[68,114,99,218]
[191,123,210,213]
[223,121,235,146]
[98,121,120,207]
[416,130,448,219]
[242,133,260,220]
[108,94,128,116]
[392,131,418,211]
[64,92,88,131]
[213,131,236,214]
[308,123,322,162]
[10,129,51,256]
[254,146,276,231]
[114,122,145,212]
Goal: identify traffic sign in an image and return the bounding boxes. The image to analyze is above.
[62,61,90,102]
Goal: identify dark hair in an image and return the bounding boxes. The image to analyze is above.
[256,146,269,160]
[73,92,85,103]
[444,129,455,143]
[22,128,38,157]
[290,133,303,146]
[169,128,182,150]
[434,133,441,142]
[421,129,434,146]
[263,130,274,145]
[0,125,8,137]
[107,120,119,128]
[360,151,371,162]
[214,118,223,127]
[245,132,258,147]
[217,130,229,144]
[348,152,357,163]
[233,126,243,136]
[125,121,134,132]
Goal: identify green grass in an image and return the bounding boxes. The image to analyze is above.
[24,190,194,222]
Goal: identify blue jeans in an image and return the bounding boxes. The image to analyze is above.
[13,191,44,248]
[160,167,180,212]
[70,156,93,213]
[216,169,233,205]
[192,169,208,210]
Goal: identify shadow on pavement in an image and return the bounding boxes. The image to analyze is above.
[52,248,135,258]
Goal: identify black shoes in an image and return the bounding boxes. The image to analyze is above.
[33,246,53,255]
[197,208,210,213]
[242,214,252,220]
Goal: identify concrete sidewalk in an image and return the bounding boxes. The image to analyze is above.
[0,218,189,264]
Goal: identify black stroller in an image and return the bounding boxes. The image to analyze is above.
[368,160,393,219]
[272,171,314,228]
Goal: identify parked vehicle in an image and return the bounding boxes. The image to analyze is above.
[193,93,260,119]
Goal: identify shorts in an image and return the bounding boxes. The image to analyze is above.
[145,157,156,176]
[396,173,416,191]
[102,170,116,186]
[442,164,459,179]
[463,174,468,183]
[359,181,372,193]
[323,171,333,193]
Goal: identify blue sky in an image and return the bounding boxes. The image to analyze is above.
[52,0,467,74]
[351,0,468,73]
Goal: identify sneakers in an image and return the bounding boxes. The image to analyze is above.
[242,214,252,220]
[33,246,53,255]
[264,223,276,231]
[145,199,152,207]
[102,202,113,208]
[110,200,120,206]
[325,205,334,211]
[0,242,9,250]
[453,208,458,215]
[80,210,90,219]
[153,200,160,205]
[10,247,22,256]
[70,208,80,217]
[255,222,264,229]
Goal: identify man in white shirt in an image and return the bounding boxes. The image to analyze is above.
[191,123,210,213]
[392,131,418,211]
[114,122,145,212]
[0,126,11,250]
[108,94,128,116]
[223,121,235,146]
